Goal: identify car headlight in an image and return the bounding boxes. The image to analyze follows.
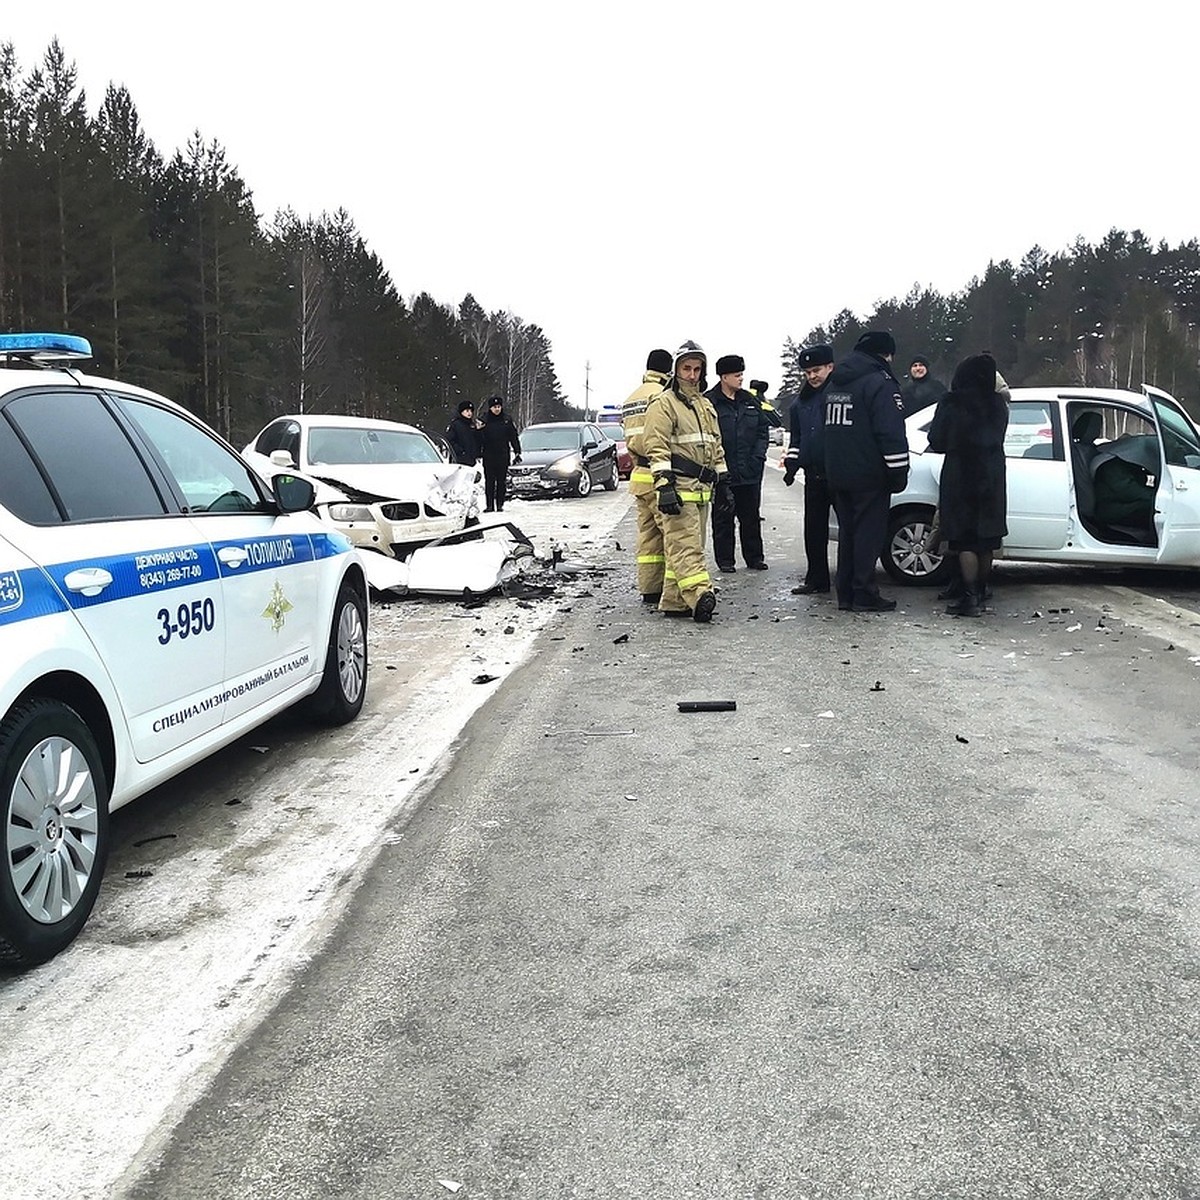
[327,503,375,522]
[547,454,582,477]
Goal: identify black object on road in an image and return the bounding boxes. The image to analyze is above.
[677,700,737,712]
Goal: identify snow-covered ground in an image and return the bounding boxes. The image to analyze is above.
[0,490,634,1200]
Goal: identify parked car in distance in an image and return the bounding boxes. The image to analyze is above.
[243,415,480,558]
[599,422,633,479]
[0,333,367,967]
[508,422,619,498]
[881,384,1200,585]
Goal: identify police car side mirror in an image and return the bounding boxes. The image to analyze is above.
[272,473,315,513]
[269,449,295,468]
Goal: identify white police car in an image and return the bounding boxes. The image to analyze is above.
[0,333,368,966]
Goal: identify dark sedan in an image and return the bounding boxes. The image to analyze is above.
[508,421,619,498]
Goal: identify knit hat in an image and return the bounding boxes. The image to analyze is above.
[749,379,769,395]
[715,354,745,376]
[797,344,834,368]
[855,331,896,359]
[909,355,930,369]
[646,348,673,373]
[457,399,474,415]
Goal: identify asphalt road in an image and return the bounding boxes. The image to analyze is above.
[105,470,1200,1200]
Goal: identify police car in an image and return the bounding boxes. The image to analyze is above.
[0,334,368,967]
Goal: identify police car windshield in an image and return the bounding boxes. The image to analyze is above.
[307,427,441,466]
[522,427,582,452]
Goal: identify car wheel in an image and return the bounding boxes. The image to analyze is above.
[305,579,368,725]
[0,699,109,966]
[883,506,952,586]
[574,469,593,498]
[603,461,619,491]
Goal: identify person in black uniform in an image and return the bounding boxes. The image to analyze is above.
[783,344,836,594]
[706,354,771,571]
[445,400,480,466]
[478,395,522,512]
[823,330,910,612]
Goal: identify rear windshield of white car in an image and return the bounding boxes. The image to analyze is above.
[307,427,442,466]
[600,425,624,441]
[522,427,583,452]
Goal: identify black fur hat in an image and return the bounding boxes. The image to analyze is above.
[715,354,746,376]
[797,344,834,368]
[855,330,896,359]
[951,353,997,394]
[457,399,475,415]
[646,348,673,373]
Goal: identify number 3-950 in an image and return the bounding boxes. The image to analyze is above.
[157,597,216,645]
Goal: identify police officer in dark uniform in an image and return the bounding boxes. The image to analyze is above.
[822,331,910,612]
[783,344,835,594]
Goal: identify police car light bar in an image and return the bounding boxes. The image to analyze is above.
[0,332,94,362]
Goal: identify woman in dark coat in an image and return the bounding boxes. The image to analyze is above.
[478,395,522,512]
[926,354,1008,616]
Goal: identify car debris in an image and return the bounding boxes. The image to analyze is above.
[361,522,535,598]
[677,700,737,712]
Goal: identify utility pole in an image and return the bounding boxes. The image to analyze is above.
[584,360,591,419]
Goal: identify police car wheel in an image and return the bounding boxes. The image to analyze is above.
[305,580,368,725]
[574,469,593,498]
[0,699,110,967]
[602,462,618,491]
[883,507,952,587]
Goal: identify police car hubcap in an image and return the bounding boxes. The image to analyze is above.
[336,603,366,700]
[7,737,99,924]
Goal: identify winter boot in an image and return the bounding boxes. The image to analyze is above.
[958,584,982,618]
[937,575,964,602]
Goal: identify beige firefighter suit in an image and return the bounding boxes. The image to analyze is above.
[641,382,727,613]
[622,368,672,597]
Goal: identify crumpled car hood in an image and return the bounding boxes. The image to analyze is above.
[309,462,479,514]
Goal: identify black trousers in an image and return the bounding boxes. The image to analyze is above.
[712,482,764,567]
[831,488,889,604]
[802,471,832,588]
[484,463,508,510]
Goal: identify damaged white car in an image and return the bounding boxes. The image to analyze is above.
[244,415,481,557]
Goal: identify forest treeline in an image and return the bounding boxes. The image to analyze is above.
[782,229,1200,413]
[0,40,570,443]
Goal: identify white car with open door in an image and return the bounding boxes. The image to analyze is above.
[0,334,368,967]
[882,385,1200,585]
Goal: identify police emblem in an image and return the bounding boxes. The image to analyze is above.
[261,581,293,632]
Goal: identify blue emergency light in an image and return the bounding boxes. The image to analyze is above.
[0,332,93,361]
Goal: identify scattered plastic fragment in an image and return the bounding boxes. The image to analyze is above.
[870,681,885,692]
[613,633,630,644]
[472,673,499,684]
[1004,651,1016,659]
[955,735,969,744]
[124,870,154,879]
[250,746,269,754]
[544,728,635,737]
[677,699,737,712]
[817,711,835,718]
[624,794,638,802]
[1066,623,1082,632]
[438,1183,462,1195]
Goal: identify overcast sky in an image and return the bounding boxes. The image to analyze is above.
[6,1,1198,410]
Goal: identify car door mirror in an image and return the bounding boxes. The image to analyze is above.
[273,473,315,513]
[269,449,295,468]
[582,440,598,451]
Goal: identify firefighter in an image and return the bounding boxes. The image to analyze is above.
[642,341,728,623]
[622,348,674,603]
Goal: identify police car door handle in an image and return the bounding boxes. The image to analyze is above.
[218,546,249,568]
[63,567,113,597]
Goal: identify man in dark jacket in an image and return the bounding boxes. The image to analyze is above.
[823,330,910,612]
[706,354,771,571]
[445,400,480,466]
[478,395,522,512]
[782,344,835,594]
[901,355,947,416]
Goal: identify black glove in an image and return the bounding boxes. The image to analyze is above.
[656,480,682,515]
[714,481,735,516]
[513,454,522,464]
[783,465,797,487]
[888,468,909,495]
